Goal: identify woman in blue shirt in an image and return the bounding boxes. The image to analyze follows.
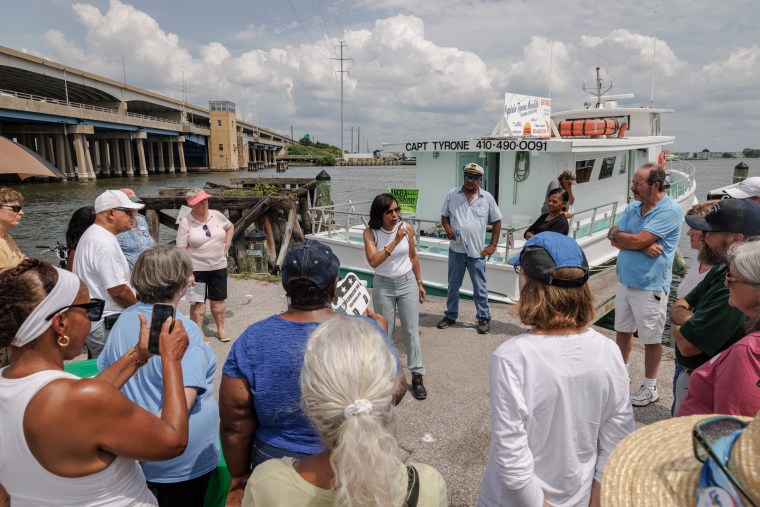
[98,246,219,507]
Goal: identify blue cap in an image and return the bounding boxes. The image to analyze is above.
[281,240,340,292]
[508,232,589,287]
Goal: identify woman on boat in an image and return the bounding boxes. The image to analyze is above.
[242,317,447,506]
[65,205,96,271]
[524,188,569,240]
[0,187,25,270]
[479,232,633,507]
[0,259,190,506]
[219,240,405,503]
[98,246,220,507]
[677,240,760,417]
[176,188,234,342]
[363,193,427,400]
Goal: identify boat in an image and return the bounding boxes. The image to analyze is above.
[307,71,697,303]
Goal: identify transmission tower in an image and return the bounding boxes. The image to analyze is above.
[332,42,353,158]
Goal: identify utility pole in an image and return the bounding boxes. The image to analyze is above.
[357,126,360,154]
[350,126,354,152]
[332,41,352,159]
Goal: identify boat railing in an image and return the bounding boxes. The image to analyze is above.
[569,201,619,241]
[666,159,697,201]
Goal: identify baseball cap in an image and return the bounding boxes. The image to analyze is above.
[281,240,340,292]
[94,190,145,214]
[724,177,760,199]
[508,232,589,287]
[187,190,212,206]
[463,163,484,175]
[684,198,760,235]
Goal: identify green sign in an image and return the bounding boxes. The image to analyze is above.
[388,188,419,213]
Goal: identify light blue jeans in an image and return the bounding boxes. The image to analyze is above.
[373,270,425,375]
[445,249,490,322]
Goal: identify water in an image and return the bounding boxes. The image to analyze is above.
[4,159,756,265]
[6,166,416,263]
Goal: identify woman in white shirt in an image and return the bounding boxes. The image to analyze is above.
[479,232,634,507]
[363,193,427,400]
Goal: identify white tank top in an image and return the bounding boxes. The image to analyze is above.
[372,223,413,278]
[0,368,158,507]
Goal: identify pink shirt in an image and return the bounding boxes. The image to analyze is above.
[176,210,232,271]
[677,332,760,417]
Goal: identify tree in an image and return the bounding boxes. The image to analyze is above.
[701,148,710,153]
[299,136,313,146]
[722,152,733,158]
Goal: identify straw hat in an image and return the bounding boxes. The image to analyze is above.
[602,412,759,506]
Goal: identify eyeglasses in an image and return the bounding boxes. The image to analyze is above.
[44,298,105,322]
[513,265,521,274]
[384,207,401,215]
[692,416,756,506]
[202,224,211,237]
[725,269,760,287]
[630,180,649,188]
[0,204,22,213]
[464,174,482,181]
[114,207,137,217]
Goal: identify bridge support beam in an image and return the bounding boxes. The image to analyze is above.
[157,141,165,173]
[136,139,148,176]
[124,138,135,176]
[167,138,175,173]
[176,136,187,173]
[148,141,155,173]
[73,133,95,181]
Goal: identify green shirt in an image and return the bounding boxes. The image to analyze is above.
[676,264,746,370]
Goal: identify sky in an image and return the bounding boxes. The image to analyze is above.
[2,0,759,153]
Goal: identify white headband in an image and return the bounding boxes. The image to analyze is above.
[344,399,373,419]
[13,268,81,347]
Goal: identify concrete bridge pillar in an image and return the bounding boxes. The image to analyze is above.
[157,141,165,172]
[64,135,75,178]
[36,135,48,161]
[136,139,148,176]
[147,141,155,173]
[46,136,56,166]
[54,134,67,175]
[84,137,95,176]
[167,138,175,173]
[176,137,187,173]
[99,140,110,174]
[124,138,135,176]
[73,134,95,181]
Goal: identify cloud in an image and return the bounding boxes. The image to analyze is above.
[31,0,760,151]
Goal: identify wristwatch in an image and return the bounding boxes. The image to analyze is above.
[608,230,616,241]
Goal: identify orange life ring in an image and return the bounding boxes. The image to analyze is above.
[658,151,666,168]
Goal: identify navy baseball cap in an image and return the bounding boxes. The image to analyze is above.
[508,232,589,287]
[281,240,340,292]
[684,198,760,235]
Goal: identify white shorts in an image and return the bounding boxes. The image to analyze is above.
[614,284,668,345]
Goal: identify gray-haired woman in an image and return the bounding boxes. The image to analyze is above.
[242,317,447,506]
[98,246,220,507]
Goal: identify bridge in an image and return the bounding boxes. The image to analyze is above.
[0,45,293,180]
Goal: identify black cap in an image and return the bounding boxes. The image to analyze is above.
[684,199,760,235]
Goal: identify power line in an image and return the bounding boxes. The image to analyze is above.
[314,0,333,40]
[287,0,317,46]
[331,41,353,157]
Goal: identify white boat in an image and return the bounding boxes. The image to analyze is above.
[308,75,697,303]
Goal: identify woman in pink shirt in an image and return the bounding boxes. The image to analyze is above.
[677,240,760,417]
[177,188,234,342]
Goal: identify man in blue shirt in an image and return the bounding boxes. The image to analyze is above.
[438,163,502,334]
[117,188,155,267]
[607,163,683,406]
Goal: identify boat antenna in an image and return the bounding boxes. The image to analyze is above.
[650,2,659,108]
[582,67,612,108]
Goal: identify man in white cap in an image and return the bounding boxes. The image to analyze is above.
[73,190,144,358]
[438,162,502,334]
[724,176,760,203]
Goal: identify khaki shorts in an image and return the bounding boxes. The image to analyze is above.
[614,284,668,345]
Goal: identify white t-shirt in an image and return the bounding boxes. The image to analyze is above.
[371,223,413,278]
[176,210,232,271]
[479,329,634,507]
[73,223,133,317]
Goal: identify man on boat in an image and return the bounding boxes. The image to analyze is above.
[607,163,682,407]
[669,198,760,413]
[540,170,576,216]
[437,163,502,334]
[723,176,760,203]
[73,190,142,358]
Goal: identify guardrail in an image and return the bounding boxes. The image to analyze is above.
[0,87,184,126]
[666,159,697,201]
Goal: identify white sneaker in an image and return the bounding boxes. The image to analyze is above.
[631,385,659,407]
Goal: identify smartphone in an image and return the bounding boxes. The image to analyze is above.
[148,303,176,355]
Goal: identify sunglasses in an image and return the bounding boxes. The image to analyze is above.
[464,174,481,181]
[384,207,401,215]
[513,265,521,274]
[1,204,22,213]
[692,416,756,506]
[45,298,105,322]
[114,207,137,216]
[725,269,760,287]
[202,224,211,237]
